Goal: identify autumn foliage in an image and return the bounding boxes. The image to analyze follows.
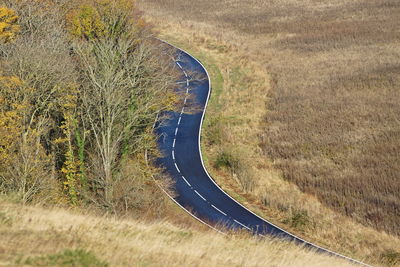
[0,0,177,216]
[67,4,107,40]
[0,7,19,42]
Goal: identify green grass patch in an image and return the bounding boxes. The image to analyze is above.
[21,248,108,267]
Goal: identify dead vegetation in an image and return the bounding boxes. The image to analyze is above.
[138,0,400,265]
[0,0,179,218]
[0,198,358,267]
[1,0,399,265]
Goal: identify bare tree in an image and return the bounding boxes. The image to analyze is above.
[74,32,176,207]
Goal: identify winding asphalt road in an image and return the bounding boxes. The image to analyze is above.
[155,42,370,266]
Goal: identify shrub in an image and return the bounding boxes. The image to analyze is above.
[204,116,223,145]
[214,149,255,192]
[284,210,311,231]
[214,150,238,171]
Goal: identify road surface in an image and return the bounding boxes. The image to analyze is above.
[154,42,369,266]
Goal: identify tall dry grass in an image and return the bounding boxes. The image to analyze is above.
[0,199,358,267]
[139,0,400,236]
[138,0,400,265]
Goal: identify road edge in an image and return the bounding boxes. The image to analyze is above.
[156,39,371,267]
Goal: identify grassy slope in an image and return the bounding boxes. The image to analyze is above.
[137,1,400,265]
[138,0,400,236]
[0,198,357,267]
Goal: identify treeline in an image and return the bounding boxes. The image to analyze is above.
[0,0,177,215]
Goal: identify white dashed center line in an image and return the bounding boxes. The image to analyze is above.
[174,162,181,173]
[172,60,235,229]
[234,219,251,230]
[194,190,207,201]
[211,204,227,216]
[182,176,191,187]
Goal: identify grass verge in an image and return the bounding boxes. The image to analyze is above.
[138,12,400,266]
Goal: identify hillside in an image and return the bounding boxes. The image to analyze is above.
[0,1,333,266]
[138,0,400,265]
[0,198,357,267]
[0,0,399,266]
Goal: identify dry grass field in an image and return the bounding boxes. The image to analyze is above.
[138,0,400,265]
[140,0,400,236]
[0,198,357,267]
[4,0,398,266]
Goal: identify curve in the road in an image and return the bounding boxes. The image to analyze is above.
[154,40,371,267]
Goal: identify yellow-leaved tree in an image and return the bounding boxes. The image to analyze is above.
[67,3,107,40]
[0,7,19,43]
[1,0,178,215]
[55,84,84,205]
[0,76,54,203]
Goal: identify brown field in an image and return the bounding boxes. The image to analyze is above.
[3,0,399,266]
[138,0,400,265]
[139,0,400,235]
